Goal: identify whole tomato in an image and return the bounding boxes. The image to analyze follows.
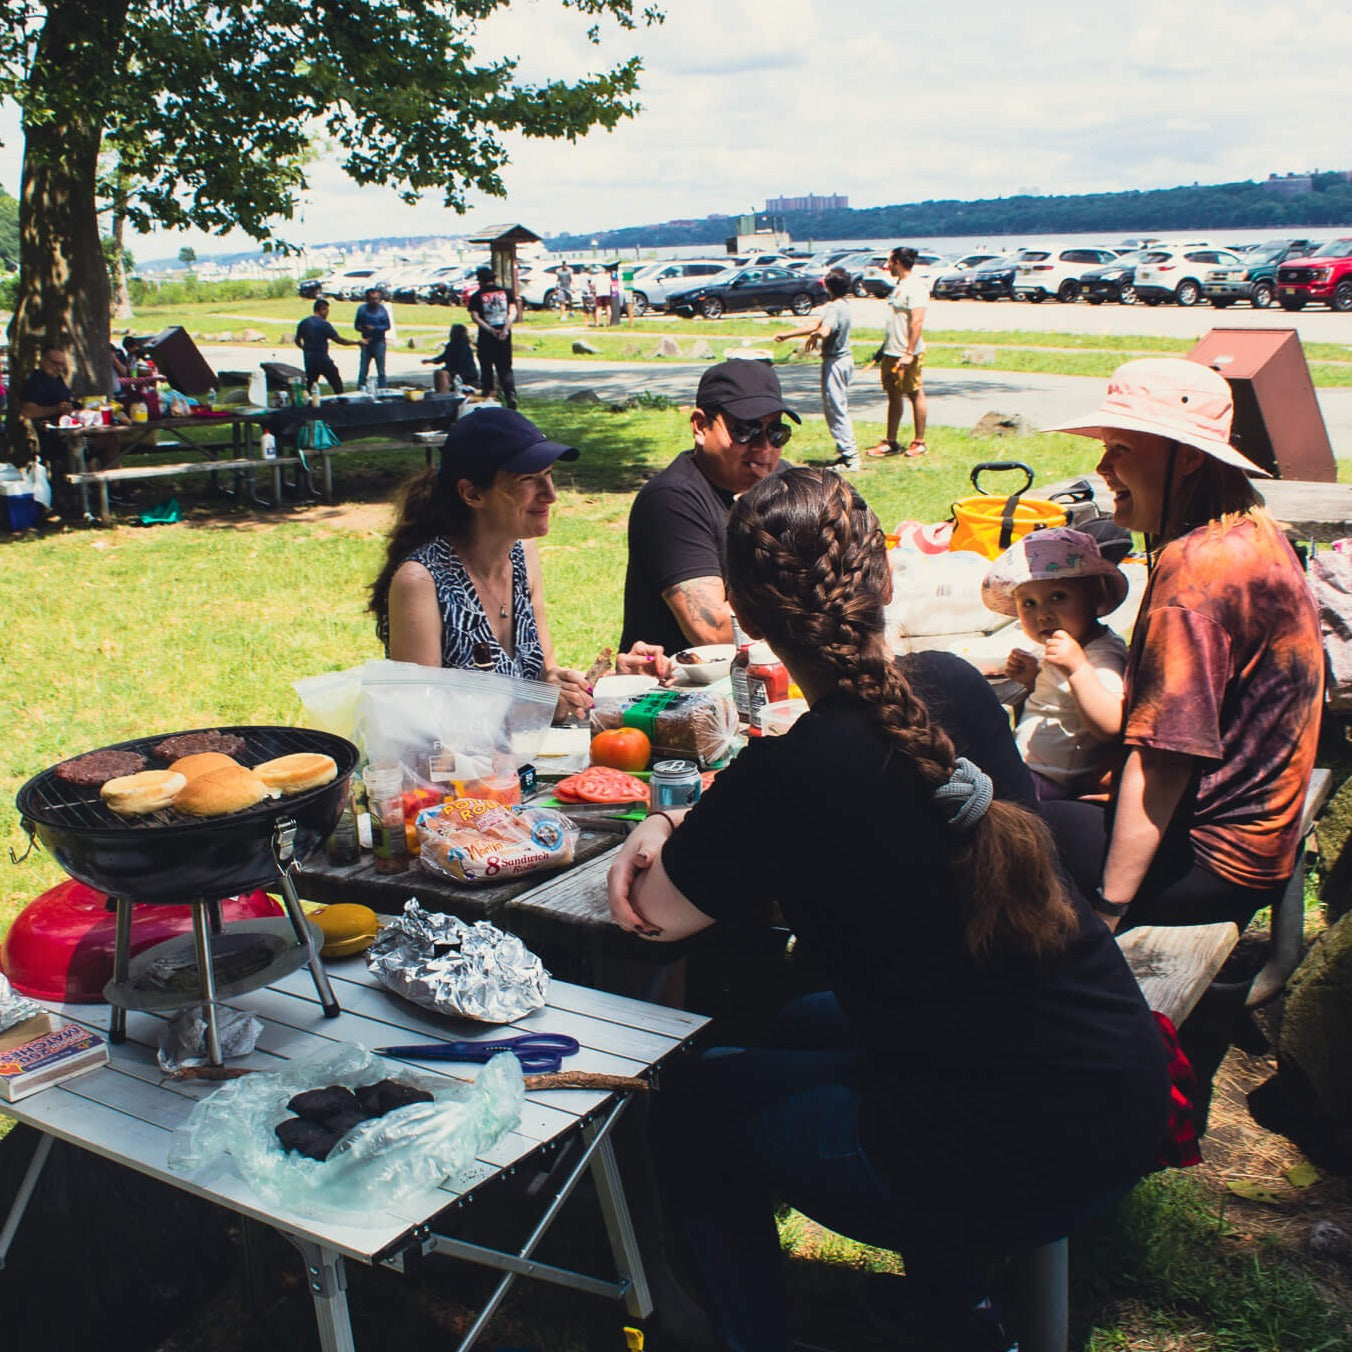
[590,727,651,773]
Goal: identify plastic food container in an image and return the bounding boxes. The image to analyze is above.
[759,698,809,737]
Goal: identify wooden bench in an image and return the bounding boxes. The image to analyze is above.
[306,438,437,500]
[67,456,303,521]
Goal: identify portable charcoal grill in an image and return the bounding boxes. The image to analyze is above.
[15,725,360,1064]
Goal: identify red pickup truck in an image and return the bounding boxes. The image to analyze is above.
[1276,236,1352,311]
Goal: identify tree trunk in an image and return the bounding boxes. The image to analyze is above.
[4,0,130,463]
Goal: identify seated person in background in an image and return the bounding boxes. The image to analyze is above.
[18,345,87,473]
[296,298,362,394]
[620,359,797,658]
[982,526,1129,801]
[422,323,478,391]
[609,468,1170,1352]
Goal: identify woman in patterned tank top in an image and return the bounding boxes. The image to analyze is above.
[368,407,593,722]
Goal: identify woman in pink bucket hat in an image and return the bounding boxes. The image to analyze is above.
[1041,357,1324,1125]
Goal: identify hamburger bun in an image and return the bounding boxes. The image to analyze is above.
[101,770,188,816]
[174,764,272,817]
[170,751,240,782]
[253,752,338,795]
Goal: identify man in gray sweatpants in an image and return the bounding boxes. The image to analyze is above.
[774,266,857,470]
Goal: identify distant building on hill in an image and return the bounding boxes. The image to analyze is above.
[1263,173,1314,196]
[765,193,848,213]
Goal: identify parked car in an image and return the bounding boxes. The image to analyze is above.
[930,252,1006,300]
[319,266,384,300]
[666,266,827,319]
[628,259,732,315]
[1275,237,1352,312]
[727,251,793,269]
[1079,251,1152,305]
[1012,245,1120,303]
[1134,246,1245,306]
[854,249,952,298]
[970,255,1020,301]
[1202,239,1319,309]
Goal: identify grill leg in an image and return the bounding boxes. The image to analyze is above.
[277,871,341,1019]
[191,903,224,1067]
[109,896,133,1044]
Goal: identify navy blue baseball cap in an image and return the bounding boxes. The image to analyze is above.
[439,408,578,489]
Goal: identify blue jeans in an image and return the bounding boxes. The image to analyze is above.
[652,993,1092,1352]
[357,339,387,388]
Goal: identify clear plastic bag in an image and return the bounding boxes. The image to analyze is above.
[356,660,557,801]
[166,1041,523,1219]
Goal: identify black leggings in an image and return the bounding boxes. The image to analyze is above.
[1038,797,1284,933]
[476,331,515,404]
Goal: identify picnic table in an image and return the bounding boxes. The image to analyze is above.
[0,953,707,1352]
[255,392,464,500]
[51,411,273,522]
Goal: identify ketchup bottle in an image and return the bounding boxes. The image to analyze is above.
[746,642,789,737]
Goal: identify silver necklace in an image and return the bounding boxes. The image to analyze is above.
[462,555,510,619]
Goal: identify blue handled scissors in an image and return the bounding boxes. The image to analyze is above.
[375,1031,580,1074]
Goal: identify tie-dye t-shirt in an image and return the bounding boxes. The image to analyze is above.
[1122,511,1322,889]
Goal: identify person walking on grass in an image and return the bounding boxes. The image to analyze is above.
[868,246,929,459]
[774,266,858,471]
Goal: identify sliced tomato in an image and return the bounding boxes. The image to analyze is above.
[555,766,648,805]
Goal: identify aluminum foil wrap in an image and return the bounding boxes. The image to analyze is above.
[365,900,549,1024]
[0,974,42,1034]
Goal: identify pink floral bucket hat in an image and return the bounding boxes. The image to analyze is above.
[982,526,1129,618]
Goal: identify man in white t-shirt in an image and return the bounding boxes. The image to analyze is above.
[867,246,929,458]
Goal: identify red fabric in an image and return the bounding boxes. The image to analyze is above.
[1152,1011,1201,1170]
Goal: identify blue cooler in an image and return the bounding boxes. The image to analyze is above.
[0,481,38,531]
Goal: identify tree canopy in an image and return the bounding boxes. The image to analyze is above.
[1,0,659,427]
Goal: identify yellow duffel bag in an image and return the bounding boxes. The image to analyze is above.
[949,461,1069,560]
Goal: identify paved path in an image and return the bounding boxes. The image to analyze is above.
[200,308,1352,455]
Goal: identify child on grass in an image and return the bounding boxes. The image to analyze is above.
[982,526,1130,801]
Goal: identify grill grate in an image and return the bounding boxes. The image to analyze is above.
[19,726,352,834]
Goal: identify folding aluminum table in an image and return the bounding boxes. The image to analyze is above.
[0,954,706,1352]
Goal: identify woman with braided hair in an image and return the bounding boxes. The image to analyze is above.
[609,468,1170,1352]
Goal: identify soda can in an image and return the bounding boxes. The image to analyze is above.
[649,759,702,813]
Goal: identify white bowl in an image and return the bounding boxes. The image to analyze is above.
[672,644,736,685]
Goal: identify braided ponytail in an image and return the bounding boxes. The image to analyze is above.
[726,468,1075,960]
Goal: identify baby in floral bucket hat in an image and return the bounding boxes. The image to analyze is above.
[982,526,1130,801]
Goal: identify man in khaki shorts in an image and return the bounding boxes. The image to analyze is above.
[867,246,929,458]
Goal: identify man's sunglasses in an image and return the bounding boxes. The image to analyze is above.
[720,414,792,448]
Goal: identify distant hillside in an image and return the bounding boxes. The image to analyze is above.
[547,175,1352,252]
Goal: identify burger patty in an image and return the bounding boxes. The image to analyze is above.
[152,730,248,761]
[54,748,148,787]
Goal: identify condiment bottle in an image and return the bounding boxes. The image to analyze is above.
[309,383,322,408]
[129,397,149,423]
[324,783,361,865]
[729,613,753,725]
[746,642,789,738]
[363,763,409,874]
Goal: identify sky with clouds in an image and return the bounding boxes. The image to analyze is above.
[2,0,1350,260]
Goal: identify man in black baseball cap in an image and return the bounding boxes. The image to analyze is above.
[620,359,798,657]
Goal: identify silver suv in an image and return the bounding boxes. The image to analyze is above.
[630,259,734,315]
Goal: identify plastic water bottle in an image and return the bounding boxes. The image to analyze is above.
[366,374,378,399]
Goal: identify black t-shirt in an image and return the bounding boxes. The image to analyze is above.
[19,369,72,413]
[620,450,734,656]
[662,688,1170,1223]
[468,287,516,333]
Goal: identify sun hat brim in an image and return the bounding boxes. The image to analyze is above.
[1045,409,1270,478]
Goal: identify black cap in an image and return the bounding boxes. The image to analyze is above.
[438,408,578,491]
[695,359,800,424]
